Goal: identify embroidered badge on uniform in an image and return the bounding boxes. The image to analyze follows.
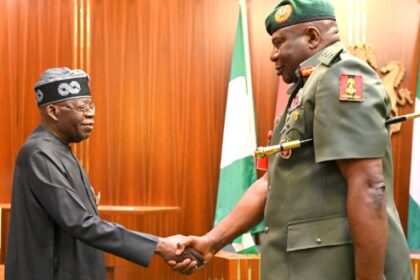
[289,88,304,112]
[300,66,314,77]
[339,74,363,102]
[275,4,293,24]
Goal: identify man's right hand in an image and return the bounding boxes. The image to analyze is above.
[168,235,215,275]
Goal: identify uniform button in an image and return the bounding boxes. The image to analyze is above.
[316,237,322,244]
[264,226,269,233]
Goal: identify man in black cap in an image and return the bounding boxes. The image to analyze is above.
[171,0,414,279]
[5,67,201,280]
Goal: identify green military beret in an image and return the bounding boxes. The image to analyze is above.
[265,0,336,35]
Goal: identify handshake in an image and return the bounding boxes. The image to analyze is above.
[155,234,216,275]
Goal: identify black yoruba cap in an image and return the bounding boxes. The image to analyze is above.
[34,67,91,107]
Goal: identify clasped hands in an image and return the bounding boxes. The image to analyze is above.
[155,234,214,275]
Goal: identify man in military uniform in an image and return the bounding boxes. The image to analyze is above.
[170,0,414,279]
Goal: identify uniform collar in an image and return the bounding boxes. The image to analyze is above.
[295,41,345,78]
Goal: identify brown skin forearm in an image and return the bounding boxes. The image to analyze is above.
[205,172,268,253]
[337,158,388,280]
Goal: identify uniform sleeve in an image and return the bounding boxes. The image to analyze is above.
[313,57,390,163]
[27,150,158,267]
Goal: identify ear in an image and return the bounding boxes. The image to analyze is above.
[305,26,321,50]
[45,104,60,121]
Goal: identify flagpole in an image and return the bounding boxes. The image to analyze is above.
[239,0,257,149]
[239,0,252,96]
[240,0,252,97]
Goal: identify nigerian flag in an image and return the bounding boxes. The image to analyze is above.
[408,63,420,250]
[213,1,264,254]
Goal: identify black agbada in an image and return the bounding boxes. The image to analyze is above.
[5,125,157,280]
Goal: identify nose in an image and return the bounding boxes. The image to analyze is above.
[270,46,279,62]
[84,107,95,117]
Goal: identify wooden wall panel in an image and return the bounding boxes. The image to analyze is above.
[87,0,238,238]
[0,0,75,204]
[248,1,280,147]
[359,0,419,232]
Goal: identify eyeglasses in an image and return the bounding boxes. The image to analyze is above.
[57,102,96,116]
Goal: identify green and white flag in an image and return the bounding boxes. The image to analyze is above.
[408,63,420,250]
[213,1,264,254]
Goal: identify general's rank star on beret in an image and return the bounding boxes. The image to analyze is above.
[265,0,336,35]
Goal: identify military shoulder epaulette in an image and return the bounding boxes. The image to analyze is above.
[319,45,344,66]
